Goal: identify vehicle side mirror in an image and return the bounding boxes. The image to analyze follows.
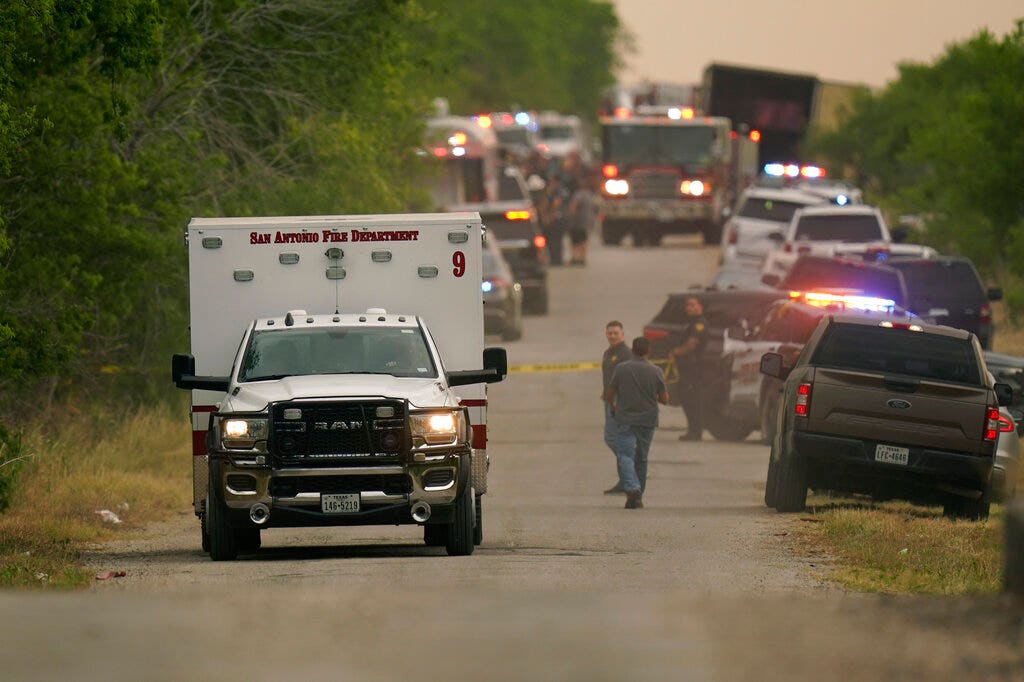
[994,382,1014,407]
[988,288,1003,302]
[447,347,509,386]
[172,353,230,392]
[761,273,781,287]
[760,352,789,380]
[890,226,909,243]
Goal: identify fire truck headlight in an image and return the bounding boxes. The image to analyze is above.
[410,411,466,447]
[680,180,708,197]
[603,179,629,196]
[220,417,269,449]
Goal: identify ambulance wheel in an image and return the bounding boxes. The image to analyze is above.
[424,524,446,546]
[445,482,475,556]
[473,493,483,546]
[206,471,239,561]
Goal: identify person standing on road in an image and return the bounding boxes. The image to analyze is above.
[602,321,632,494]
[671,296,708,441]
[605,336,669,509]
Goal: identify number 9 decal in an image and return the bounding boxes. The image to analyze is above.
[453,251,465,277]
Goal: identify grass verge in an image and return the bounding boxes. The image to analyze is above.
[0,402,192,589]
[796,495,1016,595]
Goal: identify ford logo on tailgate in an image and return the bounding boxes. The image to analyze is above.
[886,399,912,409]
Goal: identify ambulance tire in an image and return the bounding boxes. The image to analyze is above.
[206,472,239,561]
[445,482,475,556]
[200,500,210,554]
[473,493,483,546]
[424,524,446,546]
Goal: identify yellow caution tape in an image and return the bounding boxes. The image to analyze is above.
[508,361,601,373]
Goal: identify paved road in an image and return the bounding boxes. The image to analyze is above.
[3,237,1023,681]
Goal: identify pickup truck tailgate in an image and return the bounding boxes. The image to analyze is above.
[805,368,992,455]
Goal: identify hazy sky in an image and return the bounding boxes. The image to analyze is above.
[611,1,1022,87]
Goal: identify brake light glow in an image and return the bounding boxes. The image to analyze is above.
[604,179,630,196]
[533,234,547,249]
[504,210,531,221]
[644,328,669,341]
[985,407,1000,441]
[878,321,923,331]
[602,164,619,178]
[795,382,812,416]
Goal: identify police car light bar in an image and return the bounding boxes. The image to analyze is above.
[763,163,827,179]
[790,291,896,313]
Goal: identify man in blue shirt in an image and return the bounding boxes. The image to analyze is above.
[605,337,669,509]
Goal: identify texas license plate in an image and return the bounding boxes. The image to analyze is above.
[321,493,360,514]
[874,444,909,466]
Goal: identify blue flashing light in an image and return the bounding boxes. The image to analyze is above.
[836,194,849,206]
[481,281,494,293]
[514,112,531,126]
[764,163,785,177]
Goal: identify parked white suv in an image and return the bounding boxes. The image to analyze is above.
[720,187,826,267]
[761,204,890,280]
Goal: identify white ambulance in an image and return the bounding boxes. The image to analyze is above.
[172,213,506,560]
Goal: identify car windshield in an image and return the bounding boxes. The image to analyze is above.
[892,261,984,303]
[737,197,815,223]
[603,124,718,167]
[812,324,981,385]
[793,214,883,242]
[782,261,905,304]
[239,327,437,381]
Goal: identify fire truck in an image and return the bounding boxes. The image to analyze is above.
[598,105,760,246]
[422,115,502,210]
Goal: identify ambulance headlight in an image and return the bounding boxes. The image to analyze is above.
[410,411,467,446]
[603,179,630,196]
[220,417,269,449]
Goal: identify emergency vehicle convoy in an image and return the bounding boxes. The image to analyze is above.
[172,213,507,560]
[598,105,760,247]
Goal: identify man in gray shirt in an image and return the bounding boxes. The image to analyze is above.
[604,336,669,509]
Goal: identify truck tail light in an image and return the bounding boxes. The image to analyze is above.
[997,413,1014,433]
[985,407,1000,441]
[980,303,991,325]
[795,382,812,416]
[643,328,669,341]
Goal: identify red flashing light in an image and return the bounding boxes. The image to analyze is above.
[432,147,447,158]
[750,130,761,142]
[504,210,531,221]
[613,107,631,119]
[602,164,619,178]
[533,234,547,249]
[644,328,669,341]
[449,131,468,146]
[681,107,695,119]
[795,382,812,416]
[500,113,514,125]
[730,131,738,140]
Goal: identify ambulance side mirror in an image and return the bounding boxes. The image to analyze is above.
[446,348,509,386]
[172,353,230,392]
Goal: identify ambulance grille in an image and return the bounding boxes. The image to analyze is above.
[629,171,680,199]
[270,400,407,467]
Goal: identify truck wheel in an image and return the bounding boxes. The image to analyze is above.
[473,493,483,546]
[445,482,475,556]
[601,221,624,246]
[774,455,808,513]
[200,500,210,554]
[206,484,239,561]
[423,524,446,546]
[235,526,261,553]
[764,448,780,508]
[943,485,992,521]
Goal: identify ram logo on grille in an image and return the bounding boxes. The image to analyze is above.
[313,421,364,431]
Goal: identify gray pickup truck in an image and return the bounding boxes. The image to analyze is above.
[761,314,1013,519]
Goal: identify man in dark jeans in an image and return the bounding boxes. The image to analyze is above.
[602,320,632,494]
[671,295,708,441]
[605,337,669,509]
